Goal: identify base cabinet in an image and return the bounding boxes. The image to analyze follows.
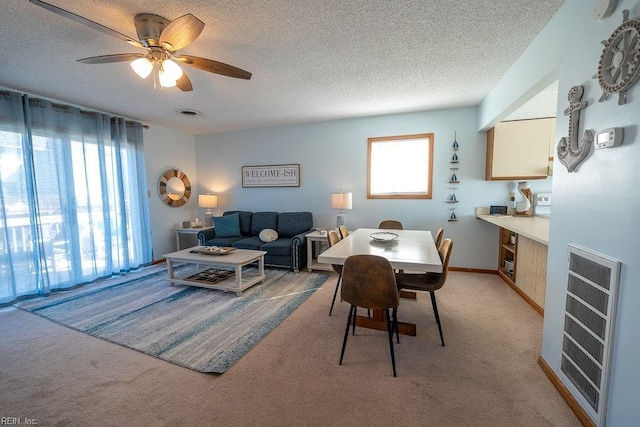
[515,237,547,309]
[497,227,547,315]
[498,228,517,281]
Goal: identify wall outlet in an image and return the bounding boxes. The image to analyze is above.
[536,193,551,206]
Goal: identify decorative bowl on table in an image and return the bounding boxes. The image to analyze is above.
[192,246,236,256]
[369,232,399,242]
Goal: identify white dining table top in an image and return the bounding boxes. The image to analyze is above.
[317,228,443,273]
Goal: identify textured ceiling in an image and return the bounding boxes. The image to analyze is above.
[0,0,565,135]
[504,80,559,121]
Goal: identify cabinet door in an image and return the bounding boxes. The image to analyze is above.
[486,118,555,180]
[514,235,548,310]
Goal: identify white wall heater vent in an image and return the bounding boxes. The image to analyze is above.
[559,244,621,427]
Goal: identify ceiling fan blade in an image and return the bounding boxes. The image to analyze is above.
[176,73,193,92]
[159,14,204,52]
[177,55,252,80]
[77,53,146,64]
[28,0,144,49]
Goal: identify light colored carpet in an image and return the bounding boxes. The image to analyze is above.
[15,265,328,373]
[0,270,580,426]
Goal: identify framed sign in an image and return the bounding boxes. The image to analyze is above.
[242,164,301,188]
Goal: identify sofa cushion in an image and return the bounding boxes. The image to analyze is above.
[204,236,244,247]
[232,236,263,251]
[213,213,241,237]
[224,210,253,236]
[259,228,278,242]
[251,212,279,236]
[260,238,292,257]
[277,212,314,237]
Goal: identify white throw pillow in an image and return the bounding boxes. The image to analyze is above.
[259,228,278,242]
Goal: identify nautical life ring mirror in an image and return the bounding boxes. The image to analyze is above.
[596,9,640,105]
[158,169,191,207]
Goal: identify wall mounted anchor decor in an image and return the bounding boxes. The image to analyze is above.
[557,85,593,173]
[595,9,640,105]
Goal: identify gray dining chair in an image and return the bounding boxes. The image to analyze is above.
[327,230,343,316]
[378,220,403,230]
[339,225,349,240]
[339,254,400,376]
[395,238,453,346]
[434,227,444,249]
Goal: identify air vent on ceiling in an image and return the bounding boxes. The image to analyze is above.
[178,109,200,116]
[559,244,621,427]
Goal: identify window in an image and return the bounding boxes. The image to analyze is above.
[367,133,434,199]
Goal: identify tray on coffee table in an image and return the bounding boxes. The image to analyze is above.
[191,246,236,256]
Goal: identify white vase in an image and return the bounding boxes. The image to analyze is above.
[516,181,532,214]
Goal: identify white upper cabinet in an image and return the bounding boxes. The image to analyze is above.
[486,118,556,180]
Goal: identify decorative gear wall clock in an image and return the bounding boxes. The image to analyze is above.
[596,9,640,105]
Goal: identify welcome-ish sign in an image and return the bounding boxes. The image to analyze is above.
[241,164,300,188]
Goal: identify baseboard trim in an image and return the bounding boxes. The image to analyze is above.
[537,356,595,427]
[497,269,544,316]
[450,266,497,274]
[152,258,166,265]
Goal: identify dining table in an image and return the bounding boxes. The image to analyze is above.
[318,228,443,336]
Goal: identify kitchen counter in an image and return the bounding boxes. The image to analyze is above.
[477,215,549,245]
[477,213,549,314]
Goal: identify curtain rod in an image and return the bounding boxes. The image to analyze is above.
[0,89,149,129]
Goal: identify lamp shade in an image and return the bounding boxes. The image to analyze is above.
[130,58,153,79]
[159,70,177,88]
[331,192,352,210]
[162,59,183,80]
[198,194,218,209]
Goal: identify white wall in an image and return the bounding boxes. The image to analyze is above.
[143,125,197,260]
[481,0,640,424]
[195,107,551,270]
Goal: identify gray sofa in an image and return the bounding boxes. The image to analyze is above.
[197,210,314,272]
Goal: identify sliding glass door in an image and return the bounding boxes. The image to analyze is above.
[0,91,152,305]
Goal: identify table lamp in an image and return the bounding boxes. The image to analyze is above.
[198,194,218,226]
[331,191,352,228]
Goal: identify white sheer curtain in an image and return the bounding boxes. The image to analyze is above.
[0,91,152,305]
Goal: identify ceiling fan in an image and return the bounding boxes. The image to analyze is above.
[29,0,252,92]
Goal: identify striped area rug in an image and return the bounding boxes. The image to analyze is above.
[16,265,328,373]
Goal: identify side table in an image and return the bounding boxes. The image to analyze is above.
[175,226,214,251]
[306,230,334,272]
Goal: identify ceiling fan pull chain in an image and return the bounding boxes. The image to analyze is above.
[153,62,158,90]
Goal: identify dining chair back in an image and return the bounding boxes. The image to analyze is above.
[339,254,400,376]
[378,220,403,230]
[338,225,349,239]
[327,230,343,316]
[395,238,453,346]
[434,227,444,250]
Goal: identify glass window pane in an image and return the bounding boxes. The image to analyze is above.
[368,134,433,199]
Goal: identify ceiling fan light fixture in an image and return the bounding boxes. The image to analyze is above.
[162,59,183,80]
[28,1,252,93]
[130,57,153,79]
[158,70,177,88]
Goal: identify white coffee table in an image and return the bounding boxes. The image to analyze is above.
[163,247,267,295]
